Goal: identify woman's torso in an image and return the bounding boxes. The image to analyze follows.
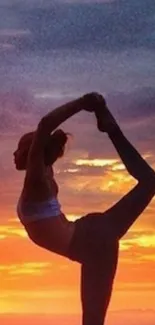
[18,169,75,257]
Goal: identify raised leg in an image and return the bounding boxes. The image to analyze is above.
[106,125,155,238]
[94,103,155,238]
[109,126,155,183]
[95,101,155,182]
[105,181,155,239]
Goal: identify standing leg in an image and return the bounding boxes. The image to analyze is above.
[81,241,119,325]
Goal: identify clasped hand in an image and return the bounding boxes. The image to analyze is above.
[82,92,106,112]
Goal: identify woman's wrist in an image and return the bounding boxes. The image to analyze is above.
[78,96,87,110]
[65,97,84,115]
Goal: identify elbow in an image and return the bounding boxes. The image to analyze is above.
[39,117,47,128]
[38,116,55,134]
[38,117,47,132]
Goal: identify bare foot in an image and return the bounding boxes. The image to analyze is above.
[95,101,117,133]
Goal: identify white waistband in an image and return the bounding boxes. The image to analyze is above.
[17,197,61,225]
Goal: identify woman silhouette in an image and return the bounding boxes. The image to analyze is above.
[14,93,155,325]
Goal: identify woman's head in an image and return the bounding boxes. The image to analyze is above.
[14,129,69,170]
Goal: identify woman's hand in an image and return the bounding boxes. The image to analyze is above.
[82,92,106,112]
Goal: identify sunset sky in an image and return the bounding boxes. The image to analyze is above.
[0,0,155,324]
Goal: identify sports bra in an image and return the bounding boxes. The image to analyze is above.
[17,196,62,225]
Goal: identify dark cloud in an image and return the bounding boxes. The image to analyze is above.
[61,86,155,158]
[0,85,154,154]
[0,91,34,135]
[0,0,154,218]
[0,0,154,52]
[107,87,155,122]
[106,87,155,152]
[0,88,74,135]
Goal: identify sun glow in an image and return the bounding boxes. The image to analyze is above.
[75,158,118,167]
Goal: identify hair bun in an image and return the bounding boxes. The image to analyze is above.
[44,129,68,165]
[51,129,68,146]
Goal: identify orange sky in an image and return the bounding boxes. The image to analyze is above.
[0,0,155,323]
[1,148,155,320]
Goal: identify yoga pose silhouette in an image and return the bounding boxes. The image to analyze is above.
[14,93,155,325]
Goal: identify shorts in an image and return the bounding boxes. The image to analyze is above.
[67,212,119,265]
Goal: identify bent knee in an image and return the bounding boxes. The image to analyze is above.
[139,170,155,188]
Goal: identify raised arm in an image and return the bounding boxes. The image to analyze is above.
[40,92,99,135]
[24,93,100,188]
[40,97,84,134]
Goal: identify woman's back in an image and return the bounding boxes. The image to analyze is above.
[14,128,75,257]
[17,172,75,257]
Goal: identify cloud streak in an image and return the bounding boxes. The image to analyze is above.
[0,0,155,52]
